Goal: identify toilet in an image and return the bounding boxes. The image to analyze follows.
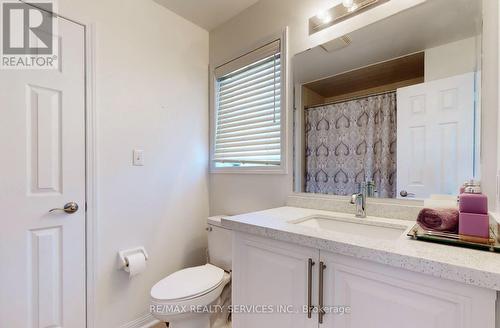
[150,216,232,328]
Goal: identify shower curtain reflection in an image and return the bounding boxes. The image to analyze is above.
[305,92,397,197]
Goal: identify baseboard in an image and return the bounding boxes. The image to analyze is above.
[120,313,160,328]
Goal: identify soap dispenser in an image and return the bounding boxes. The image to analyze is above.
[458,181,487,214]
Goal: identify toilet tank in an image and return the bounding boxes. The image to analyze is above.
[207,216,232,272]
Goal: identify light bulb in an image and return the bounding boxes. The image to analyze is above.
[343,0,354,8]
[348,3,358,12]
[316,11,332,24]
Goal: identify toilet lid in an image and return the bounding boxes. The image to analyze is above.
[151,264,224,301]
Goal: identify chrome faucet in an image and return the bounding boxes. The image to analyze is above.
[350,182,367,218]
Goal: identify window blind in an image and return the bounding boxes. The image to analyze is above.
[214,40,282,167]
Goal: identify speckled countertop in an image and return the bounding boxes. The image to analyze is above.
[221,206,500,290]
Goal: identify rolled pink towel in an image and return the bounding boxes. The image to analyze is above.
[417,208,459,233]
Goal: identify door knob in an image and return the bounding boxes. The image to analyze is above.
[400,190,415,198]
[49,202,79,214]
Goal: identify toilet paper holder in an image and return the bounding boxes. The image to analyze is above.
[118,246,149,269]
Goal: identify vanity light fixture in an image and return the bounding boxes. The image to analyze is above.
[309,0,389,35]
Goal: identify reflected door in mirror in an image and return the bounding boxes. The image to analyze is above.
[396,72,475,199]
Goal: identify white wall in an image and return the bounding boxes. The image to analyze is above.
[424,37,479,81]
[58,1,209,327]
[497,0,500,214]
[483,0,499,211]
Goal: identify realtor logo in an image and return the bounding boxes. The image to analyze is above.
[1,0,58,69]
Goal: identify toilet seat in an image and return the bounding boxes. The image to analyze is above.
[151,264,225,302]
[150,264,231,325]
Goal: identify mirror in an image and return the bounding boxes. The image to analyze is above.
[293,0,483,200]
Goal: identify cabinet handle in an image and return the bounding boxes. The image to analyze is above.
[318,261,326,324]
[307,258,315,318]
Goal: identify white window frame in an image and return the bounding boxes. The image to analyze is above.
[209,28,288,174]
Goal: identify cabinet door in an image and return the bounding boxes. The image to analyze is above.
[320,252,496,328]
[232,232,319,328]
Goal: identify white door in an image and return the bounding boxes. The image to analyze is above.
[397,72,475,199]
[320,252,495,328]
[232,232,319,328]
[0,15,86,328]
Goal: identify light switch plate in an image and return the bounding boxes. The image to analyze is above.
[133,149,144,166]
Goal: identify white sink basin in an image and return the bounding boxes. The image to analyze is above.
[289,215,407,240]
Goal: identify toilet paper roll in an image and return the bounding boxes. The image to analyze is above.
[124,252,147,277]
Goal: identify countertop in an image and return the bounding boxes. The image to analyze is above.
[221,206,500,290]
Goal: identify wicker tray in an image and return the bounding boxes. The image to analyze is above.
[407,224,500,253]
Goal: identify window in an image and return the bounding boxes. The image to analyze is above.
[212,39,284,171]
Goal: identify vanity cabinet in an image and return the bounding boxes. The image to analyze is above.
[232,232,319,328]
[232,232,496,328]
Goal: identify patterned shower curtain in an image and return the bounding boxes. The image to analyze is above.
[305,92,397,197]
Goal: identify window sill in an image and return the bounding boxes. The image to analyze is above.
[210,166,288,175]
